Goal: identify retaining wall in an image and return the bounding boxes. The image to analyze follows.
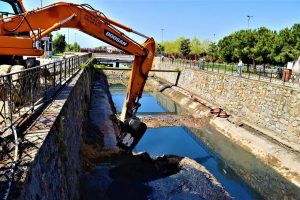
[16,68,92,200]
[153,62,300,142]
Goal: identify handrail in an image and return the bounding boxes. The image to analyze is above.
[0,52,92,200]
[160,57,300,88]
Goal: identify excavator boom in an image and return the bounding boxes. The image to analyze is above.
[0,0,155,151]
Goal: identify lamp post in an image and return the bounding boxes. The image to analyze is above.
[160,28,164,57]
[213,34,216,62]
[247,15,253,29]
[68,29,69,44]
[161,28,164,44]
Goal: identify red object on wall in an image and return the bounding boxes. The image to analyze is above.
[282,69,292,81]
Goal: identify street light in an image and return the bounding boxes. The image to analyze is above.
[160,28,164,57]
[161,28,164,44]
[247,15,253,29]
[213,33,216,61]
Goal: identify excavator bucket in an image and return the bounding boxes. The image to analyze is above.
[117,38,155,152]
[117,117,147,153]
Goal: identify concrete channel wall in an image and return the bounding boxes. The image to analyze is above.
[104,67,300,199]
[16,68,92,200]
[153,61,300,142]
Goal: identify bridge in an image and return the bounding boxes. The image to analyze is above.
[93,53,134,67]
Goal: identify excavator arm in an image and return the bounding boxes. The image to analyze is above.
[0,1,155,151]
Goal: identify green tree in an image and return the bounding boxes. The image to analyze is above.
[156,23,300,67]
[218,29,258,71]
[164,37,186,54]
[218,35,235,62]
[66,42,80,52]
[292,24,300,52]
[272,29,293,65]
[272,24,300,65]
[255,27,275,70]
[238,30,258,72]
[156,43,165,55]
[202,39,211,54]
[73,42,80,52]
[180,38,191,57]
[66,44,74,52]
[190,36,203,54]
[206,42,218,62]
[53,33,67,53]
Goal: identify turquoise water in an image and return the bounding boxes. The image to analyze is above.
[110,85,181,114]
[134,127,262,200]
[110,85,262,199]
[111,91,167,113]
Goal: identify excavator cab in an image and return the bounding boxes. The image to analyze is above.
[0,0,29,65]
[0,0,155,152]
[0,0,23,18]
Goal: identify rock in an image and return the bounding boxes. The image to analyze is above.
[80,154,232,200]
[228,115,243,126]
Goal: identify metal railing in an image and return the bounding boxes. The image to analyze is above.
[0,53,91,199]
[161,57,300,88]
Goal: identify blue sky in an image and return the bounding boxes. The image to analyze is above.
[23,0,300,48]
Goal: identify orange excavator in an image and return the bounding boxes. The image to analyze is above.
[0,0,155,152]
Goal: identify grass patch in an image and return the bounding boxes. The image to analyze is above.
[80,57,95,69]
[93,64,113,69]
[53,53,64,57]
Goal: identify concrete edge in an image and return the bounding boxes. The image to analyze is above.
[210,118,300,188]
[148,77,300,189]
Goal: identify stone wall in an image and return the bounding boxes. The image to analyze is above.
[17,68,92,200]
[153,62,300,142]
[102,70,130,86]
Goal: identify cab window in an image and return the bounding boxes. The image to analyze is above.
[0,0,21,18]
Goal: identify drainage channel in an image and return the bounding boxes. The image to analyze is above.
[109,84,262,199]
[110,84,183,115]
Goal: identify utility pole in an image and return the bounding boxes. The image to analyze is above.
[161,28,164,44]
[213,33,216,61]
[41,0,43,7]
[247,15,253,29]
[75,32,77,44]
[68,29,69,44]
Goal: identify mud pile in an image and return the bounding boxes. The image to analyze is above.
[80,152,232,200]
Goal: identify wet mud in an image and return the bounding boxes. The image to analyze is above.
[80,152,232,200]
[141,114,211,129]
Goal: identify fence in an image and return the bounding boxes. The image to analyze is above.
[161,57,300,88]
[0,53,91,199]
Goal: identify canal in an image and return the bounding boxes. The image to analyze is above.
[111,84,183,115]
[110,84,262,199]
